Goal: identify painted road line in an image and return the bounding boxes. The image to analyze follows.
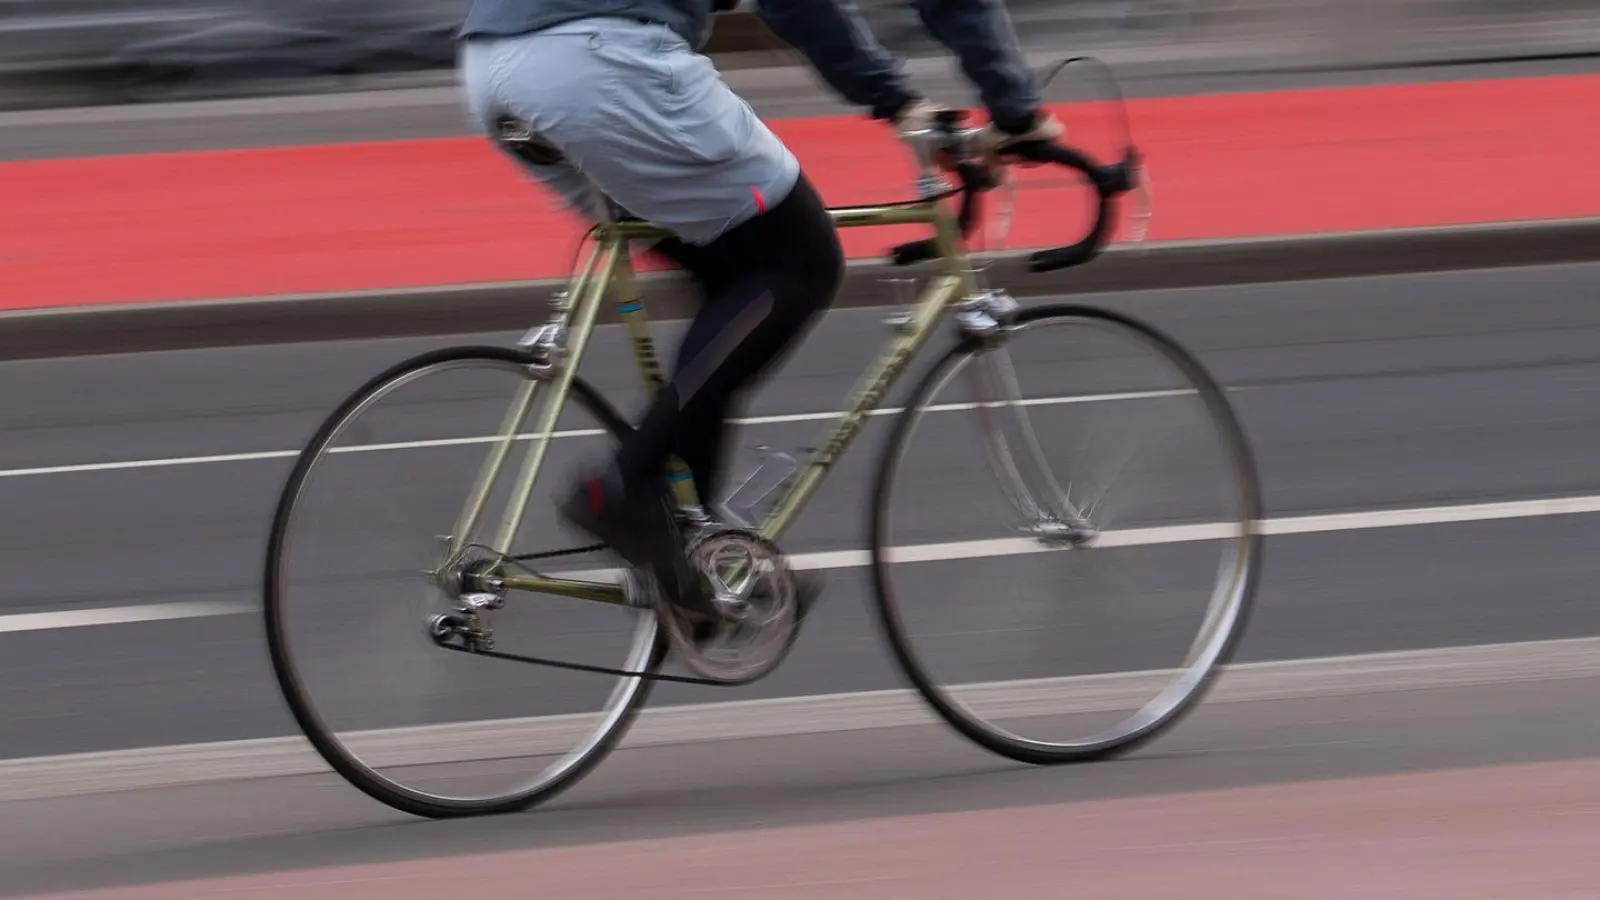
[5,491,1600,635]
[3,634,1600,802]
[546,492,1600,579]
[0,601,251,634]
[0,388,1196,480]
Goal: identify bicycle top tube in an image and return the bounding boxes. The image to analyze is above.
[581,107,1136,276]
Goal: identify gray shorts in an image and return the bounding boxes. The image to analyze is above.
[458,17,801,246]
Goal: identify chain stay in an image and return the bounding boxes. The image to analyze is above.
[439,541,730,685]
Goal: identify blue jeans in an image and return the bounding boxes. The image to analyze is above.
[754,0,1042,130]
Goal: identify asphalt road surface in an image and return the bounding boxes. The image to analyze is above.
[3,261,1600,894]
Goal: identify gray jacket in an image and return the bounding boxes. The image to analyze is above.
[459,0,1041,129]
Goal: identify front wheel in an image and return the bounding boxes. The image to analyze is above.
[869,303,1262,764]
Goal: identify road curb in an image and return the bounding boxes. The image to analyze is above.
[1,216,1596,361]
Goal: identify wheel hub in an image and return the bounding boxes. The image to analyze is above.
[1027,517,1098,547]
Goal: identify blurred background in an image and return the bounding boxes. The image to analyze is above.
[4,0,1599,109]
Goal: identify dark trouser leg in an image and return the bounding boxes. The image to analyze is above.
[615,173,843,497]
[558,172,842,612]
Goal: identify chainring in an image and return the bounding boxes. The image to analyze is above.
[656,526,802,685]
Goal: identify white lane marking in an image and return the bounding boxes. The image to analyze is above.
[6,492,1600,635]
[0,601,250,634]
[0,449,298,478]
[544,492,1600,580]
[0,388,1192,480]
[3,634,1599,802]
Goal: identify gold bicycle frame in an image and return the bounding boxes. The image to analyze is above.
[453,194,981,606]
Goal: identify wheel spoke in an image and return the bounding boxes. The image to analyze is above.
[264,348,663,818]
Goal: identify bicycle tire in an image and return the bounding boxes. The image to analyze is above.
[868,303,1263,764]
[264,345,667,818]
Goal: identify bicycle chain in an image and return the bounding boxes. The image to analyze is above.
[448,542,733,686]
[511,543,606,562]
[435,641,728,686]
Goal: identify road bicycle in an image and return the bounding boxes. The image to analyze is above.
[263,63,1263,819]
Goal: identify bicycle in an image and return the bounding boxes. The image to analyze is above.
[263,69,1263,819]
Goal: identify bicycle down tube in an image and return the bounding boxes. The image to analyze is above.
[757,200,977,540]
[475,196,976,604]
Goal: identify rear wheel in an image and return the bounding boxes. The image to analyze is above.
[265,346,666,818]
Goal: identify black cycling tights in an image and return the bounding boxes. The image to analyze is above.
[613,171,844,506]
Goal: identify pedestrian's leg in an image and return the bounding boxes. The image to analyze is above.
[753,0,921,122]
[906,0,1041,131]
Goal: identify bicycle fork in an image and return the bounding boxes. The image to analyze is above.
[958,292,1096,547]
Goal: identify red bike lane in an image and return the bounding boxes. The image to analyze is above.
[1,73,1597,312]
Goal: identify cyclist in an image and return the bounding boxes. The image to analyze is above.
[456,0,1062,624]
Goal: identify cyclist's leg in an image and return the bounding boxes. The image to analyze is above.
[634,238,745,510]
[458,108,744,510]
[637,237,761,506]
[621,173,840,506]
[460,19,843,613]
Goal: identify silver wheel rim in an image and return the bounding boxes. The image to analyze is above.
[274,357,657,806]
[878,314,1257,753]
